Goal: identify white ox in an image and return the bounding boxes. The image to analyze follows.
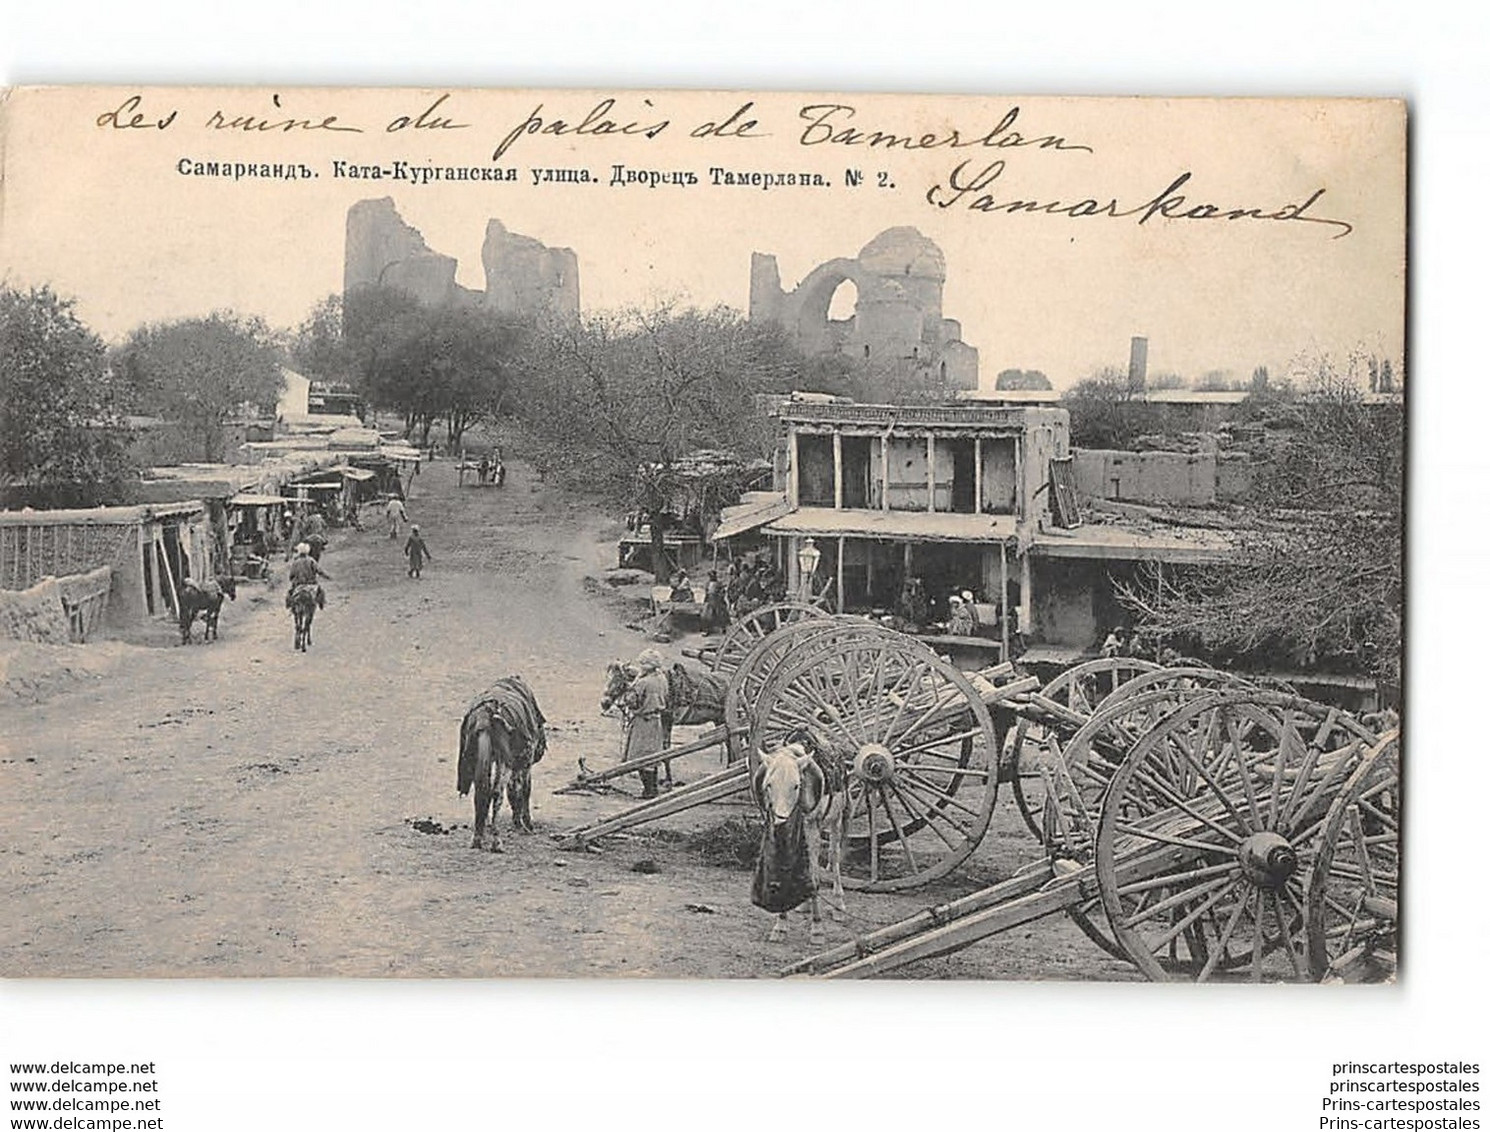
[752,742,849,944]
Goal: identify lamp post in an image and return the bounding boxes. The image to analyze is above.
[797,537,821,602]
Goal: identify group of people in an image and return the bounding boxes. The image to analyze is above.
[384,495,432,578]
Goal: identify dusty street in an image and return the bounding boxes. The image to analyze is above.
[1,459,1135,980]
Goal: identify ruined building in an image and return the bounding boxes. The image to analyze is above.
[748,227,979,390]
[343,198,579,319]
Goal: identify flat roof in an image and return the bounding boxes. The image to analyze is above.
[1032,523,1233,563]
[765,507,1017,543]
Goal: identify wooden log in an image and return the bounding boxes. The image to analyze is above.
[556,763,751,847]
[556,725,731,792]
[802,841,1197,979]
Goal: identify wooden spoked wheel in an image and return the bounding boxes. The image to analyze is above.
[722,618,895,764]
[1023,682,1246,960]
[1094,691,1380,982]
[710,601,829,675]
[747,634,1000,892]
[1306,731,1399,983]
[1009,658,1164,840]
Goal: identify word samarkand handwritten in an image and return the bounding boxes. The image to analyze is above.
[928,159,1354,238]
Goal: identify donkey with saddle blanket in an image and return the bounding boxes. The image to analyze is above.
[458,676,548,852]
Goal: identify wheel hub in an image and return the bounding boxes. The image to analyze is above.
[1238,831,1298,888]
[853,743,896,784]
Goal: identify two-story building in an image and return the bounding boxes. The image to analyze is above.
[715,396,1234,664]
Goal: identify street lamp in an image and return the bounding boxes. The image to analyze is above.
[797,537,821,602]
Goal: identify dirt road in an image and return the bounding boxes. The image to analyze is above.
[0,459,1135,980]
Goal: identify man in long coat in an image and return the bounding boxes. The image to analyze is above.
[622,649,670,799]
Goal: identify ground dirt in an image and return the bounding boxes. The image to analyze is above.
[0,458,1136,980]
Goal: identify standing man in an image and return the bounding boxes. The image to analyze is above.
[403,524,431,579]
[385,494,409,540]
[622,649,670,799]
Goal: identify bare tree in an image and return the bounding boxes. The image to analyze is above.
[1116,367,1402,700]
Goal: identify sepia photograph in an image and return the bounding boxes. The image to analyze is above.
[0,86,1405,984]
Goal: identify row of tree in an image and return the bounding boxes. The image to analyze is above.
[1,286,283,505]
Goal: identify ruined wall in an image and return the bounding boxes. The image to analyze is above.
[481,220,580,319]
[344,199,578,317]
[1073,449,1220,507]
[344,198,468,307]
[749,227,979,389]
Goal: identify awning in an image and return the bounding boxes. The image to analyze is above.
[764,507,1018,543]
[289,481,343,491]
[381,445,424,462]
[331,465,377,481]
[228,493,292,507]
[711,492,791,542]
[1031,524,1233,563]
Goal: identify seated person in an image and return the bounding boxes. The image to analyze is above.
[669,571,695,602]
[947,594,977,636]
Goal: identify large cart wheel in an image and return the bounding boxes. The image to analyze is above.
[1306,731,1399,982]
[710,601,828,675]
[1009,657,1164,839]
[1095,691,1379,982]
[747,633,1000,892]
[1023,681,1246,960]
[722,618,894,764]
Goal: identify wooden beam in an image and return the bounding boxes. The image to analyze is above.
[833,432,843,510]
[789,430,800,507]
[880,433,890,511]
[1000,541,1010,659]
[974,436,983,515]
[837,536,845,613]
[925,434,936,512]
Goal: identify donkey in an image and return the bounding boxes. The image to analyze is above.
[751,740,849,945]
[178,575,237,645]
[458,678,547,853]
[288,584,318,652]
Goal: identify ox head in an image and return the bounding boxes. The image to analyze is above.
[219,575,238,601]
[753,743,825,828]
[599,661,636,714]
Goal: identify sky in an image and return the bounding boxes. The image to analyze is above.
[1,88,1406,389]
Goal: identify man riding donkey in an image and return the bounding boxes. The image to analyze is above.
[286,541,331,612]
[620,648,671,799]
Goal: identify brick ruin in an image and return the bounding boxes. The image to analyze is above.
[748,227,979,390]
[343,198,579,319]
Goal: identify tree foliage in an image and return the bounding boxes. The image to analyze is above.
[343,287,527,449]
[1062,370,1144,449]
[116,312,284,462]
[0,285,137,505]
[289,294,359,386]
[518,304,815,578]
[994,368,1052,391]
[1116,372,1403,699]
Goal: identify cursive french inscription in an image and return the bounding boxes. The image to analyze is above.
[926,159,1354,238]
[96,95,178,131]
[493,99,671,162]
[798,104,1092,155]
[386,93,469,133]
[205,93,363,134]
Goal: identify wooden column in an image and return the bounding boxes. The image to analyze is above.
[999,541,1010,659]
[974,437,983,514]
[836,537,846,613]
[143,527,159,616]
[833,433,843,510]
[1014,436,1025,521]
[925,435,936,512]
[789,431,800,507]
[787,536,800,596]
[880,434,890,511]
[135,525,148,617]
[1020,550,1033,642]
